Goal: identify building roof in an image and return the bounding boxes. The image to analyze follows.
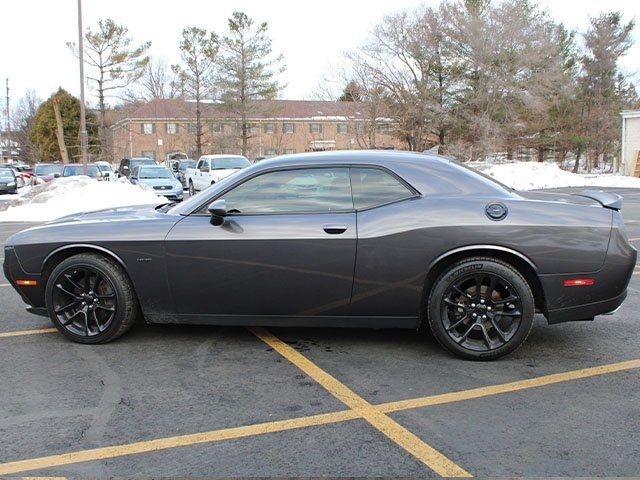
[111,98,385,126]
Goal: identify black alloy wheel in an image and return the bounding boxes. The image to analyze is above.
[427,257,535,360]
[45,253,138,343]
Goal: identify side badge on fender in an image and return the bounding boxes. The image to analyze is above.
[485,202,508,221]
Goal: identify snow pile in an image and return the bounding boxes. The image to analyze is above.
[0,176,163,222]
[471,161,640,191]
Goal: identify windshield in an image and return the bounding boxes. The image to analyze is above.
[179,160,196,171]
[97,164,112,172]
[130,159,157,169]
[35,164,63,176]
[63,165,100,177]
[211,157,250,170]
[139,166,174,179]
[0,170,15,180]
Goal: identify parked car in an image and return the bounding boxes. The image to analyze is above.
[0,167,18,194]
[186,155,250,196]
[118,157,157,178]
[33,163,63,184]
[0,165,27,188]
[4,151,636,360]
[95,161,115,181]
[130,165,183,202]
[61,163,103,180]
[173,159,197,189]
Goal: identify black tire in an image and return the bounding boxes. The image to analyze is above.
[188,180,196,196]
[427,257,534,360]
[45,253,138,344]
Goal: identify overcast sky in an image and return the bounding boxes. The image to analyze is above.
[2,0,640,110]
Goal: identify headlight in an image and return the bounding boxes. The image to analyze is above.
[7,182,16,187]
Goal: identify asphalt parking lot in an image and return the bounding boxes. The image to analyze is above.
[1,187,639,477]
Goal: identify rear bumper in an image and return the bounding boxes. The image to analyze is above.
[545,290,627,323]
[541,212,636,324]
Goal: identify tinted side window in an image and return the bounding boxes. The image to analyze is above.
[351,167,414,210]
[222,168,353,214]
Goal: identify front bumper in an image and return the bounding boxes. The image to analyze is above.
[3,246,45,309]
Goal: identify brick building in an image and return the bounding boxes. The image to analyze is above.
[109,98,404,162]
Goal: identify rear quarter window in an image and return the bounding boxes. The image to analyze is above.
[351,167,415,210]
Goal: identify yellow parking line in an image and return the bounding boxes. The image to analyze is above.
[22,477,67,480]
[378,358,640,413]
[0,410,359,476]
[0,353,638,476]
[628,237,640,241]
[0,328,57,339]
[250,327,471,478]
[0,283,10,287]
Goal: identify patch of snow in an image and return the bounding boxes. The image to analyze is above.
[470,161,640,191]
[0,176,163,222]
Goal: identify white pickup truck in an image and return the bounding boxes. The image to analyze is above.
[186,155,251,196]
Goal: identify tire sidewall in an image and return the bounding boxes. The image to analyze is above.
[45,256,129,344]
[428,258,535,360]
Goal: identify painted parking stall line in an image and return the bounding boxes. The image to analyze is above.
[250,327,471,477]
[0,344,636,476]
[0,328,57,339]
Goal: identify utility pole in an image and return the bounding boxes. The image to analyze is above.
[5,78,10,162]
[77,0,88,172]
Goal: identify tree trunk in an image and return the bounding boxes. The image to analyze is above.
[572,146,582,173]
[537,146,545,162]
[52,95,70,164]
[195,98,202,159]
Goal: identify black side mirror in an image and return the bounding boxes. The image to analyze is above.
[53,173,60,178]
[207,199,227,225]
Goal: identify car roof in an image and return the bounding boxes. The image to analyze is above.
[201,155,248,159]
[253,150,447,169]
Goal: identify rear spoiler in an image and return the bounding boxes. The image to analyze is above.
[573,190,622,210]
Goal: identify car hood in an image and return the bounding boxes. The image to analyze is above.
[212,168,242,180]
[45,203,165,225]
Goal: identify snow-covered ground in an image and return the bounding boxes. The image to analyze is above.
[469,161,640,191]
[0,177,163,222]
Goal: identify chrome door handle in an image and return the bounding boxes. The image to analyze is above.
[323,224,347,234]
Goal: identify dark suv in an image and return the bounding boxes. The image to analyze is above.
[118,157,157,178]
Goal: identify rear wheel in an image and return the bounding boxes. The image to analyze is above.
[45,253,138,344]
[188,180,196,196]
[427,257,534,360]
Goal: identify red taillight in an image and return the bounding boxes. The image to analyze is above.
[563,278,595,287]
[16,280,37,286]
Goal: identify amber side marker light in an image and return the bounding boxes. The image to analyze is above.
[16,280,37,286]
[563,278,595,287]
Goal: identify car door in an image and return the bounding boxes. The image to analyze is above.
[196,158,210,191]
[165,166,357,318]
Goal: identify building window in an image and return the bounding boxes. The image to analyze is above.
[248,124,259,134]
[283,123,295,134]
[376,123,391,133]
[166,123,178,134]
[356,123,366,134]
[141,150,156,160]
[187,123,197,133]
[336,123,348,134]
[210,122,224,133]
[284,149,295,155]
[264,123,276,134]
[141,123,155,135]
[265,148,277,156]
[309,123,323,134]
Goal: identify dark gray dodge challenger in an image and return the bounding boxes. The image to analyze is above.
[3,151,637,359]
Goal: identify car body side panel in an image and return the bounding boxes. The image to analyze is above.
[351,195,612,317]
[7,208,177,316]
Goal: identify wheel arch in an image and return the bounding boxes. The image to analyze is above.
[421,245,546,325]
[42,244,130,285]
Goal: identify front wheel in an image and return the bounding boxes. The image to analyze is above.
[427,257,535,360]
[45,253,138,344]
[188,180,196,196]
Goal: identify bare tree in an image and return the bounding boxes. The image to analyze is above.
[172,27,218,159]
[11,90,41,163]
[67,18,150,159]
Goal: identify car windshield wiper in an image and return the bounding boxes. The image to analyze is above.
[155,202,177,213]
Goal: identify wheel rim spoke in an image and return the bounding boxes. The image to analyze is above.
[51,265,117,338]
[441,272,522,352]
